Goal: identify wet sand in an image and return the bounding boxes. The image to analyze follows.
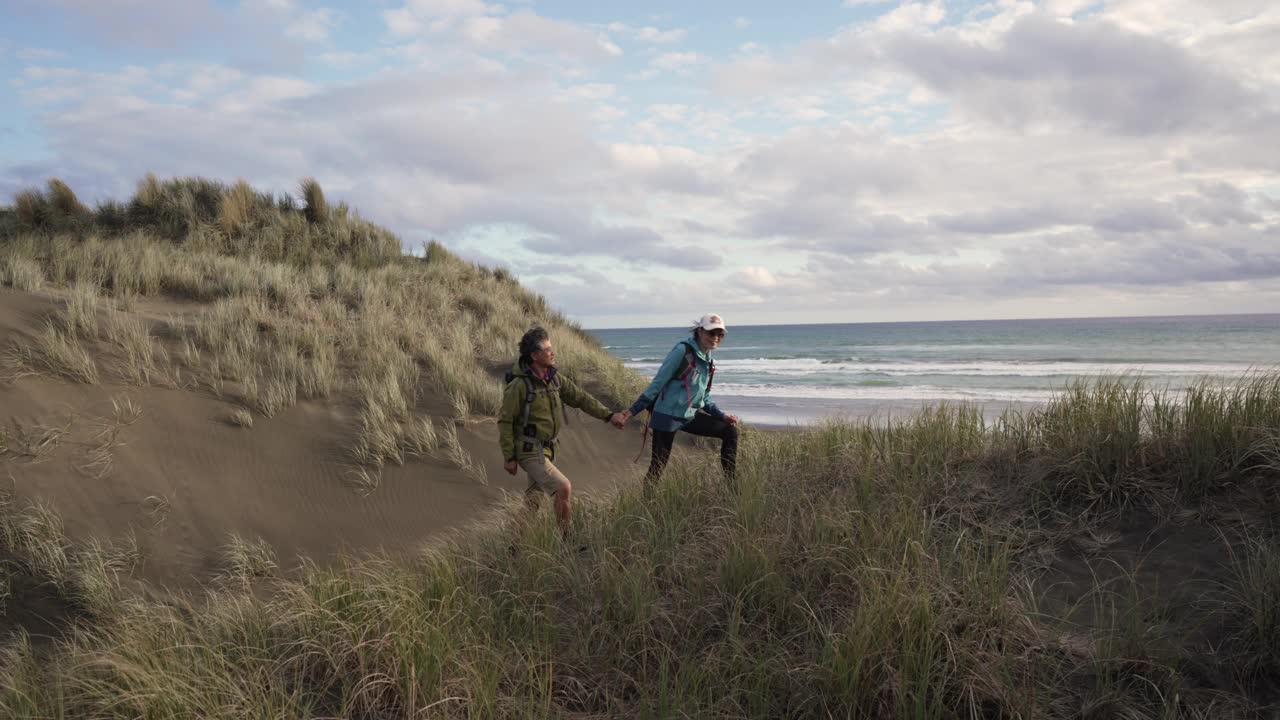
[718,393,1046,428]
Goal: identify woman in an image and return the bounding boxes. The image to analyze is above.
[615,313,739,490]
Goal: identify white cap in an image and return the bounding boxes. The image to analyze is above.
[696,313,726,332]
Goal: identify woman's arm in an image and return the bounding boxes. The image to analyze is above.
[627,343,686,416]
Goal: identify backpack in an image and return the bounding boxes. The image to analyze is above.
[647,347,715,411]
[676,349,715,395]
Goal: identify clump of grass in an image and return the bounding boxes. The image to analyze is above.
[102,310,177,387]
[403,417,438,457]
[110,395,143,426]
[141,495,170,528]
[256,374,297,417]
[226,407,254,428]
[4,320,99,384]
[0,414,75,462]
[217,179,256,238]
[343,465,381,497]
[0,255,44,291]
[0,499,70,586]
[300,177,328,224]
[76,396,140,480]
[62,281,102,338]
[219,534,278,587]
[45,178,90,219]
[13,189,44,226]
[438,422,487,485]
[70,534,141,617]
[351,403,404,468]
[1229,535,1280,673]
[0,564,11,614]
[10,179,92,234]
[449,390,470,420]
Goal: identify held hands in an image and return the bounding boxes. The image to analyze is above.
[504,460,518,476]
[609,410,632,429]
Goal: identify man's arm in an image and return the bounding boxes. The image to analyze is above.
[498,380,522,461]
[559,375,613,421]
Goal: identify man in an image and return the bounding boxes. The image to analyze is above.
[500,326,626,541]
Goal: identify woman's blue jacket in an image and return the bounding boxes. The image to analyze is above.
[627,336,725,432]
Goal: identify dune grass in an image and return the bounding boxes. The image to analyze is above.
[0,378,1278,717]
[1,176,643,475]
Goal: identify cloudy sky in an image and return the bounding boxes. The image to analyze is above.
[2,0,1278,328]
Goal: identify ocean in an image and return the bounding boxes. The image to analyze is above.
[588,314,1280,426]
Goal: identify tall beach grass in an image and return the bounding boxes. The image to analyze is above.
[1,377,1278,717]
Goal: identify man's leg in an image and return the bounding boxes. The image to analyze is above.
[645,429,677,493]
[681,413,739,487]
[518,457,573,536]
[512,479,541,537]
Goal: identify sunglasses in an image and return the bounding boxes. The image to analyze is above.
[707,329,726,338]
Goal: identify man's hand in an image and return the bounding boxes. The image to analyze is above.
[504,460,518,476]
[725,414,739,426]
[609,410,632,429]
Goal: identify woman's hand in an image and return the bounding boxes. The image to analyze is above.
[725,414,739,426]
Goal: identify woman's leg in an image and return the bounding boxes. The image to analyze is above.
[680,413,739,486]
[645,428,677,491]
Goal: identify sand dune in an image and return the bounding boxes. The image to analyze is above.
[0,287,643,589]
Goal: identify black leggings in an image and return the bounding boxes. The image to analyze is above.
[646,413,738,486]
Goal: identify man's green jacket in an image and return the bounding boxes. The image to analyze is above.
[499,361,612,462]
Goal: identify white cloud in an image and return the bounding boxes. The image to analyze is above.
[384,3,622,60]
[734,17,751,29]
[566,83,616,101]
[735,266,778,290]
[867,1,948,33]
[883,14,1274,135]
[465,11,622,59]
[286,8,338,43]
[648,104,687,122]
[404,0,491,18]
[315,50,379,69]
[635,26,686,44]
[651,51,703,71]
[16,48,67,62]
[384,8,422,35]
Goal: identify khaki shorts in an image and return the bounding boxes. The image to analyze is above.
[518,457,570,496]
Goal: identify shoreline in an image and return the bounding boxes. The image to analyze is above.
[718,394,1047,429]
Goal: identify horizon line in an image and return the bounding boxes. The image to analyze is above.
[584,310,1280,332]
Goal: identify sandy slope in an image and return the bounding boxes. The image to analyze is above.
[0,288,645,589]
